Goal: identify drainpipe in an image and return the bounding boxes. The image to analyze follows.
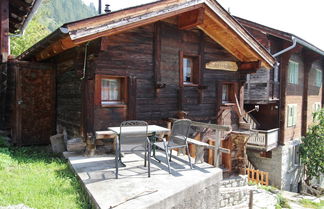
[273,36,297,57]
[273,36,297,146]
[80,42,90,80]
[9,0,43,38]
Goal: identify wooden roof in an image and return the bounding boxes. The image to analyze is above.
[9,0,41,33]
[236,16,324,56]
[19,0,276,69]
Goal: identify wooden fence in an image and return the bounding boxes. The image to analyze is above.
[245,168,269,186]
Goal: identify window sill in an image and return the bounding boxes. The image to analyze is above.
[221,103,236,106]
[183,83,199,87]
[101,104,127,108]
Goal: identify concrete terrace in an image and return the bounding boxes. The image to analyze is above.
[64,149,223,209]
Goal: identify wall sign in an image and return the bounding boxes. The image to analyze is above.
[205,61,238,71]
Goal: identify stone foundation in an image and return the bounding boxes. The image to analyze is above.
[247,139,303,192]
[219,175,249,208]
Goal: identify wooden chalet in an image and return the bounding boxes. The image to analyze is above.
[236,17,324,191]
[6,0,276,145]
[0,0,42,130]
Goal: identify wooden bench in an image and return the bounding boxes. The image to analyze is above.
[186,137,230,164]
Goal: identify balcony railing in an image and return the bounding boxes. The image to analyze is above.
[247,128,279,151]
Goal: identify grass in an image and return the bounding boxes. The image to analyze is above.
[299,199,324,209]
[275,194,291,209]
[0,136,91,209]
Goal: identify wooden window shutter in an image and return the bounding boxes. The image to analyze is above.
[127,76,137,120]
[287,105,292,127]
[292,105,297,126]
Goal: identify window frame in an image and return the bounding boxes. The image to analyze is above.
[95,75,128,107]
[179,51,200,87]
[288,60,299,84]
[221,83,236,104]
[315,68,322,87]
[287,104,297,127]
[313,102,321,122]
[292,144,301,167]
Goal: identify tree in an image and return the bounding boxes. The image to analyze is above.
[300,108,324,186]
[10,17,50,56]
[10,0,97,56]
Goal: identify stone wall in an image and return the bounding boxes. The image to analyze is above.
[219,175,249,208]
[247,139,303,192]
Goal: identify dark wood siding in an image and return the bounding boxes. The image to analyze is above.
[55,48,83,138]
[93,22,240,130]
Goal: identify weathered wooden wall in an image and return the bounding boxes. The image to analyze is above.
[93,21,241,131]
[8,61,55,145]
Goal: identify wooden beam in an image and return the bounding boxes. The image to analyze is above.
[127,76,137,120]
[198,30,205,104]
[153,21,165,90]
[9,0,32,11]
[35,36,76,61]
[238,61,261,71]
[178,7,205,30]
[278,41,294,145]
[9,6,29,17]
[0,0,9,62]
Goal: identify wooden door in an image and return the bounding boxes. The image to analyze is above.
[12,62,55,145]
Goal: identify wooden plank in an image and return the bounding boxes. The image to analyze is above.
[191,121,231,131]
[153,22,165,90]
[198,30,205,104]
[214,130,220,167]
[0,0,9,62]
[208,139,214,165]
[238,61,261,71]
[71,4,204,45]
[178,8,205,30]
[127,76,137,120]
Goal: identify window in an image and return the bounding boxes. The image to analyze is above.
[292,144,301,167]
[287,104,297,127]
[313,102,321,122]
[180,53,199,85]
[315,69,322,87]
[183,57,193,83]
[96,75,127,106]
[222,84,234,104]
[288,60,299,84]
[314,102,321,112]
[260,151,272,158]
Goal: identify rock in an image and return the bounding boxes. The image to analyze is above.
[66,138,86,153]
[50,134,65,153]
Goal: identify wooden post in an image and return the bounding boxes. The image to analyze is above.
[0,0,9,63]
[153,22,165,95]
[249,190,253,209]
[214,130,220,167]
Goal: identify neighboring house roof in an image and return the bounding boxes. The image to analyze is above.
[19,0,276,69]
[9,0,42,34]
[235,16,324,56]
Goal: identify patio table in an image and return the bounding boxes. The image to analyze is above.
[107,125,170,166]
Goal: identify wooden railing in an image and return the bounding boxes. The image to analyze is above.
[245,168,269,186]
[243,113,260,129]
[247,128,279,151]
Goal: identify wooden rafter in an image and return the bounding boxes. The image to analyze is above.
[178,7,205,30]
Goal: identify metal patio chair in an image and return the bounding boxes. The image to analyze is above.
[115,120,151,179]
[152,119,192,173]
